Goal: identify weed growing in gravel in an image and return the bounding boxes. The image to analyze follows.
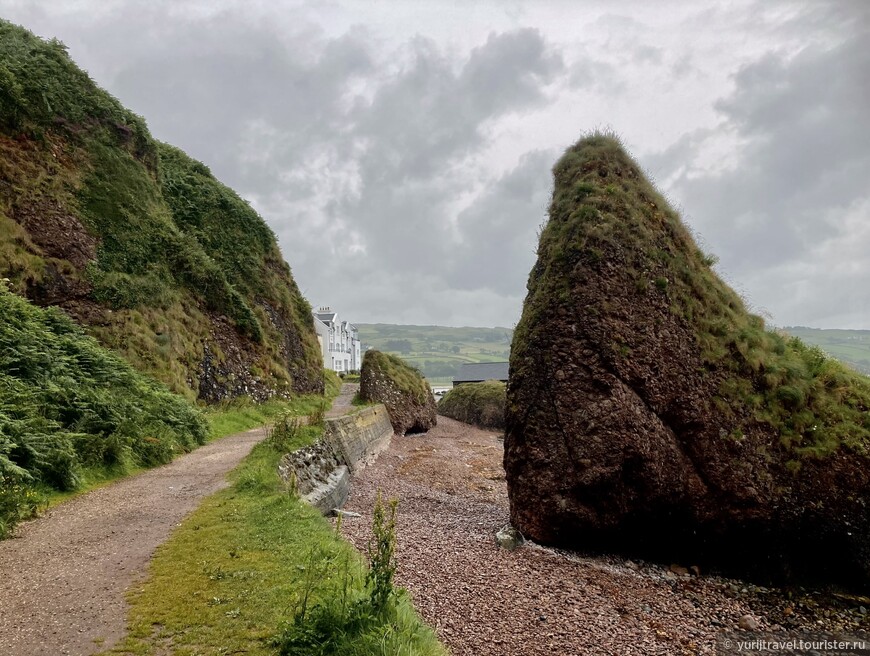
[366,491,399,614]
[273,491,429,656]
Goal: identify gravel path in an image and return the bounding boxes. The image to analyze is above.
[0,426,268,656]
[339,417,868,655]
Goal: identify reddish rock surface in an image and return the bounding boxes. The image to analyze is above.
[505,134,870,588]
[360,350,437,435]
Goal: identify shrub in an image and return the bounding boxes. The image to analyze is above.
[437,380,506,430]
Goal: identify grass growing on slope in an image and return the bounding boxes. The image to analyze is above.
[360,350,430,404]
[523,131,870,458]
[437,380,506,430]
[0,19,324,398]
[355,323,513,380]
[0,283,207,537]
[204,371,340,439]
[106,410,444,655]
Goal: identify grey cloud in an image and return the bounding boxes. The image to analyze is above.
[330,28,564,278]
[446,150,555,295]
[632,44,662,65]
[657,28,870,326]
[568,55,623,94]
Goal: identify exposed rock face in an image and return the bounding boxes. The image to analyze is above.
[505,133,870,589]
[359,350,436,435]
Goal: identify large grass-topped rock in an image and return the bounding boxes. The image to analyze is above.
[0,20,323,401]
[438,380,506,430]
[359,350,436,435]
[505,132,870,588]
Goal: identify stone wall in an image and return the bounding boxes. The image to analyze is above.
[278,404,393,514]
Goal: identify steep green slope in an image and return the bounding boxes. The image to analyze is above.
[0,19,323,401]
[0,283,207,536]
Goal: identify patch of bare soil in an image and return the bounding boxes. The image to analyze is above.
[0,427,267,656]
[339,417,869,655]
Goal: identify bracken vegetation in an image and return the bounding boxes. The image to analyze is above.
[520,131,870,458]
[0,19,323,400]
[0,282,207,537]
[437,380,506,430]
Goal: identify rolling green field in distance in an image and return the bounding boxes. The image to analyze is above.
[355,324,512,382]
[357,323,870,383]
[782,327,870,375]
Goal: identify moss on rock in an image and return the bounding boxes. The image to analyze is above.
[359,350,436,435]
[0,19,323,401]
[505,131,870,589]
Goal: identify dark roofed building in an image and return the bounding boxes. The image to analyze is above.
[453,361,509,387]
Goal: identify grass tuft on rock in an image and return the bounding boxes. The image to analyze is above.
[360,351,430,405]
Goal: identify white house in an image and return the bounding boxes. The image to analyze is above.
[313,306,362,374]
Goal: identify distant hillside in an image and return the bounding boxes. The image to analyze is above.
[0,19,323,401]
[782,327,870,375]
[355,324,512,382]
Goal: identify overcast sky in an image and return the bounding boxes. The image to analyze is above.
[2,1,867,328]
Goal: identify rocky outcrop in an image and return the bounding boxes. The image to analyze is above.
[437,380,505,430]
[359,350,436,435]
[278,404,393,514]
[505,133,870,589]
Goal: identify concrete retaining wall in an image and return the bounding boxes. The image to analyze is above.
[278,404,393,514]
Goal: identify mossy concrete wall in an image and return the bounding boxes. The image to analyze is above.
[278,404,393,514]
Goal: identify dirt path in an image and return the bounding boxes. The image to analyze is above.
[326,382,359,418]
[0,426,268,656]
[339,417,865,656]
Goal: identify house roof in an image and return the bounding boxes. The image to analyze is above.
[453,361,509,383]
[314,311,337,324]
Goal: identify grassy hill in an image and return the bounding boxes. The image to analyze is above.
[782,327,870,375]
[0,19,323,401]
[355,323,512,383]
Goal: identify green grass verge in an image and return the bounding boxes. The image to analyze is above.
[103,412,444,655]
[40,371,341,522]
